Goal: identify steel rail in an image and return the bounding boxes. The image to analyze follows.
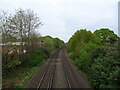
[47,49,60,89]
[63,48,81,87]
[47,60,56,90]
[66,59,81,86]
[61,48,72,89]
[37,49,59,89]
[37,60,51,89]
[62,60,72,89]
[38,49,72,89]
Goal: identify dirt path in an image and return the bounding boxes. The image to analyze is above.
[25,47,93,89]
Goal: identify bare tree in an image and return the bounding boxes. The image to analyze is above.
[25,9,42,48]
[9,8,42,60]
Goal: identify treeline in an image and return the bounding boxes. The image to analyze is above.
[67,28,120,88]
[40,36,64,56]
[0,9,64,87]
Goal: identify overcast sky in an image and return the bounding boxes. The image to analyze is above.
[0,0,119,42]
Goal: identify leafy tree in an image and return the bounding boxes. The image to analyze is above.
[67,29,100,59]
[94,28,119,44]
[40,35,64,55]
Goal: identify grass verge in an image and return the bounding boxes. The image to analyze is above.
[3,66,39,88]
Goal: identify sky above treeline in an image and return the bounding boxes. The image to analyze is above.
[0,0,119,42]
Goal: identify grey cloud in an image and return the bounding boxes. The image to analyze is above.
[0,0,119,42]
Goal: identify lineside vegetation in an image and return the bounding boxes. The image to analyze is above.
[67,28,120,88]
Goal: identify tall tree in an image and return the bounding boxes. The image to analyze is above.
[9,9,42,49]
[25,9,42,47]
[94,28,119,43]
[8,8,43,61]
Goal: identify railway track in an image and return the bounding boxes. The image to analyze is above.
[25,47,92,89]
[36,48,72,89]
[61,48,81,88]
[37,49,59,89]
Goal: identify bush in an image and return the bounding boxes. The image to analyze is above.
[89,46,120,88]
[30,52,44,66]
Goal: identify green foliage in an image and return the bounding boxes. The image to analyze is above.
[67,28,120,88]
[14,84,24,88]
[53,38,64,48]
[3,35,63,78]
[88,45,120,88]
[67,29,100,59]
[94,28,119,44]
[5,60,21,69]
[30,50,44,66]
[78,42,98,72]
[40,35,64,54]
[3,66,38,88]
